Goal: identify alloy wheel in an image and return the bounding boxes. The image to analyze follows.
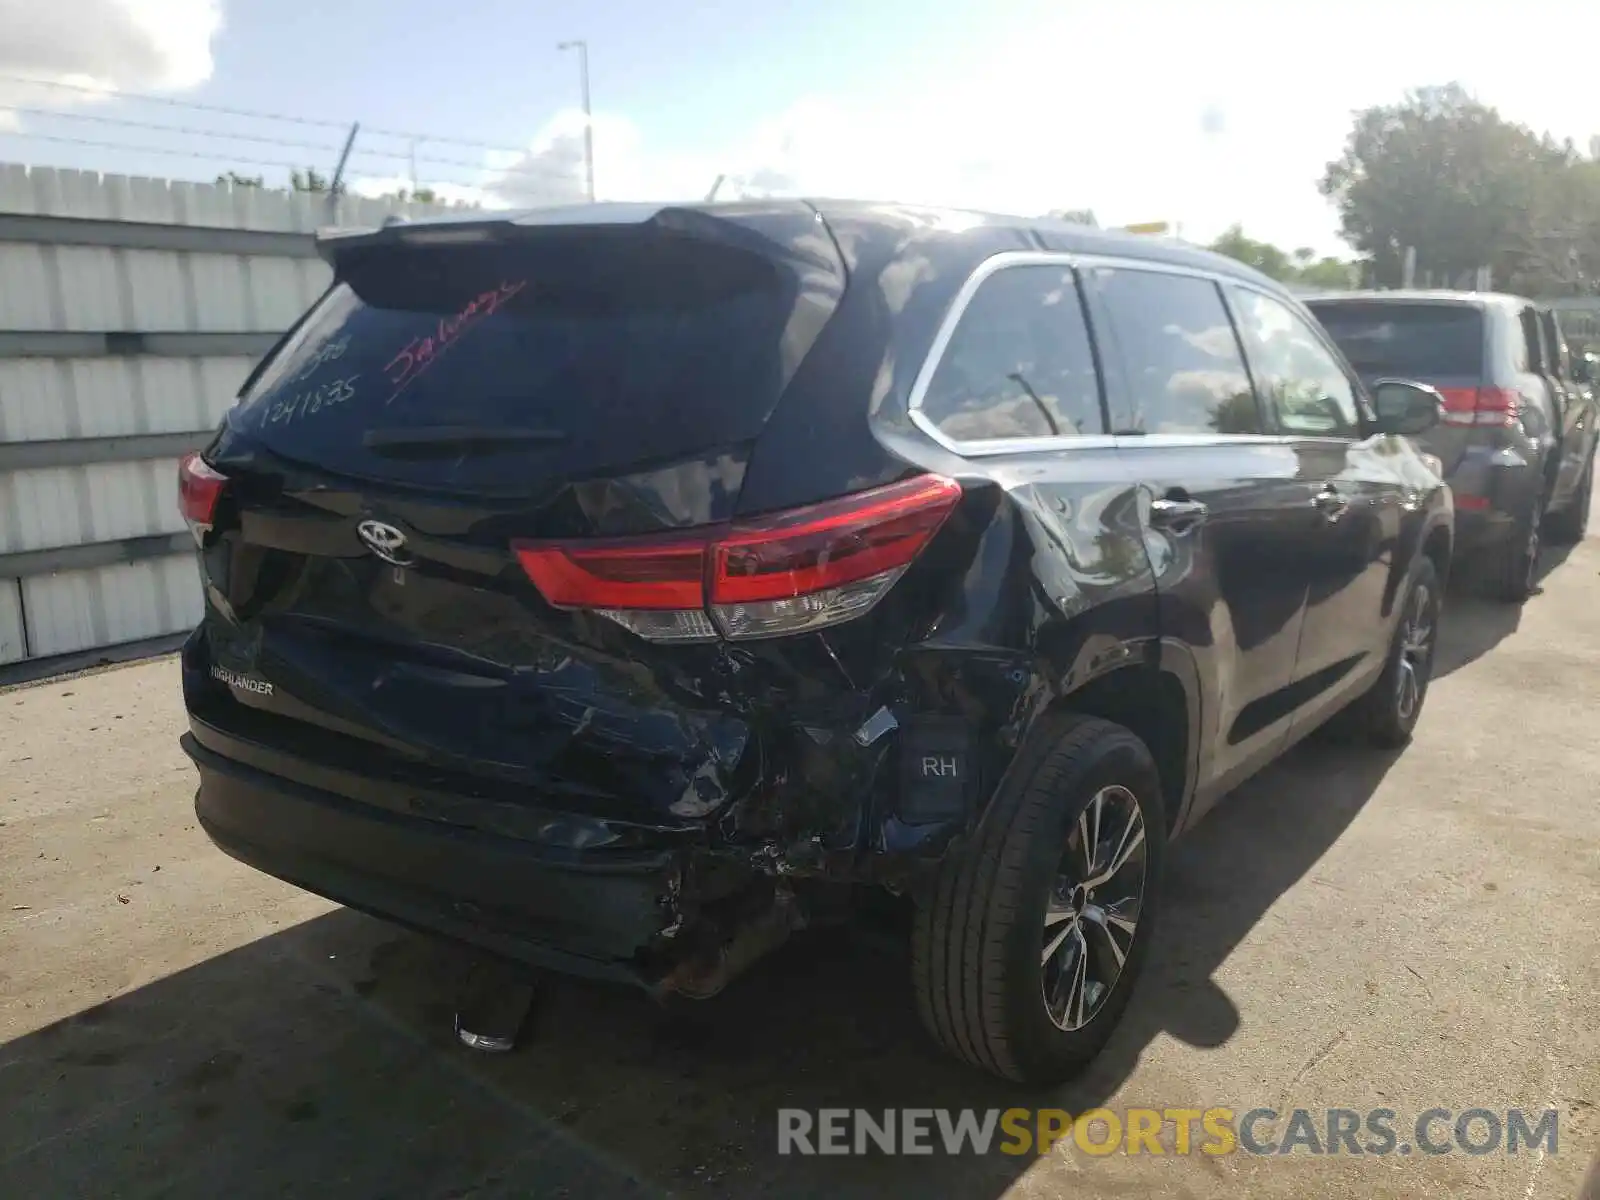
[1041,784,1148,1032]
[1395,582,1435,723]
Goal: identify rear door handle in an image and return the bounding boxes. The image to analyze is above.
[1313,484,1351,522]
[1149,496,1209,531]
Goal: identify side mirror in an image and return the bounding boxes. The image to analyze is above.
[1371,379,1443,436]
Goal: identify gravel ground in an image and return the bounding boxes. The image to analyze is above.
[3,516,1597,1199]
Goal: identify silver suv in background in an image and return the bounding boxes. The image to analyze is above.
[1306,291,1597,601]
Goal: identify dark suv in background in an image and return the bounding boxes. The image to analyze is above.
[178,202,1451,1083]
[1306,291,1597,600]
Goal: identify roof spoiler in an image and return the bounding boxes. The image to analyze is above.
[313,203,684,266]
[312,201,841,277]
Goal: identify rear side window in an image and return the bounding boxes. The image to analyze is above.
[1520,307,1548,373]
[918,265,1105,443]
[1540,310,1570,377]
[233,236,797,492]
[1231,287,1361,437]
[1310,302,1485,378]
[1085,267,1259,435]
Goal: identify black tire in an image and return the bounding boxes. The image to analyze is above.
[1545,452,1593,546]
[1345,558,1441,748]
[911,713,1166,1084]
[1485,493,1542,604]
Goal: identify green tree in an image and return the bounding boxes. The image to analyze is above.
[1208,226,1357,290]
[215,171,264,188]
[1210,225,1295,281]
[1295,257,1359,289]
[1319,83,1564,289]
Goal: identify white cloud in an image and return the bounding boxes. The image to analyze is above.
[631,1,1600,258]
[478,109,713,208]
[0,0,221,126]
[299,0,1600,261]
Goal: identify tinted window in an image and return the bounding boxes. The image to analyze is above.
[1521,307,1548,373]
[920,265,1105,443]
[1087,267,1258,435]
[1540,310,1570,377]
[1232,288,1360,437]
[1309,302,1485,377]
[234,238,795,491]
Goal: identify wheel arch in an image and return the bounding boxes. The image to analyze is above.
[1048,656,1196,838]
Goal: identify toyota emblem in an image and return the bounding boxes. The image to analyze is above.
[356,520,413,566]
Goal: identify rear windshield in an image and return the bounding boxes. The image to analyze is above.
[1307,302,1485,377]
[233,234,795,492]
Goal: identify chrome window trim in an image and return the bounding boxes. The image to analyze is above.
[907,250,1287,458]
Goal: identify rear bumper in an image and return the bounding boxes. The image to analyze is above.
[1448,444,1545,557]
[183,721,680,986]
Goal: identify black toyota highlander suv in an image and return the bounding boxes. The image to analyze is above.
[178,201,1453,1084]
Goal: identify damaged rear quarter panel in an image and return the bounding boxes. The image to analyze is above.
[707,209,1169,880]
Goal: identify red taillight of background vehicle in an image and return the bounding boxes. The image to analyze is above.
[1440,386,1520,427]
[513,474,962,643]
[178,452,228,543]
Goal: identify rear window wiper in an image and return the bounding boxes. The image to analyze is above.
[361,425,569,457]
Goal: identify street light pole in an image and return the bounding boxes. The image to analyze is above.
[557,39,595,202]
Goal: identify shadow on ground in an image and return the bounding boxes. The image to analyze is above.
[0,594,1518,1199]
[1431,541,1574,678]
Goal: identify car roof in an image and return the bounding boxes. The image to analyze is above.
[804,198,1275,281]
[1303,289,1534,312]
[346,197,1281,291]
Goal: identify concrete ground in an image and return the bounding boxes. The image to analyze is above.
[3,523,1598,1199]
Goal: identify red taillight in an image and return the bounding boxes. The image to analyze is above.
[1440,386,1519,427]
[1474,387,1520,426]
[711,475,963,604]
[515,536,708,611]
[178,452,227,541]
[512,474,962,643]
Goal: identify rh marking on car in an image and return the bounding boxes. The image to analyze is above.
[211,665,273,696]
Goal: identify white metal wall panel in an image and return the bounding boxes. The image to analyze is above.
[0,359,70,441]
[53,245,123,331]
[132,358,209,434]
[0,243,54,329]
[0,579,24,664]
[0,163,452,664]
[82,459,185,545]
[121,249,189,330]
[194,356,256,419]
[250,257,311,330]
[0,356,255,441]
[0,464,77,554]
[20,554,203,658]
[0,458,183,554]
[300,258,334,306]
[1,165,449,230]
[189,254,249,332]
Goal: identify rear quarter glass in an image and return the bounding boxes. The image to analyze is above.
[231,237,801,494]
[1310,302,1486,378]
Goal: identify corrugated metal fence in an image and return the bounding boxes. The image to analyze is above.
[0,165,442,667]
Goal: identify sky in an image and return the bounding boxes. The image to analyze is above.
[2,0,1599,257]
